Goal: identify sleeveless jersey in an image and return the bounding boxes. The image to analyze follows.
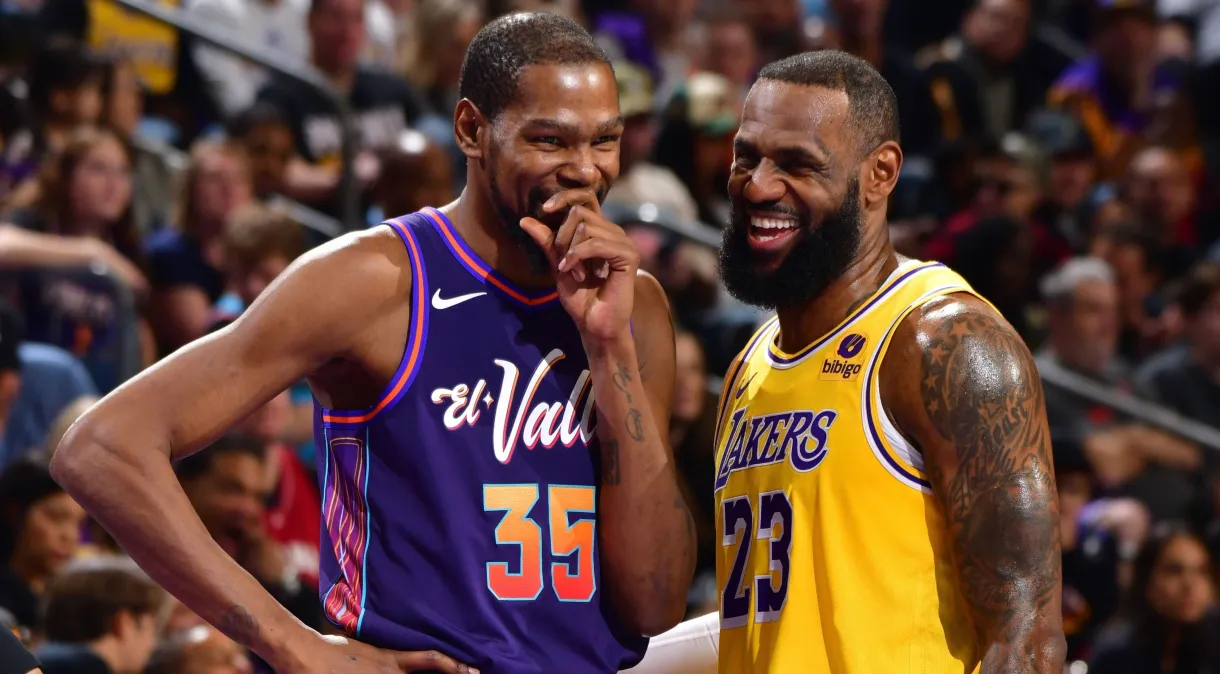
[313,208,647,673]
[713,260,985,674]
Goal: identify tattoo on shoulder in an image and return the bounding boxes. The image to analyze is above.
[918,307,1061,647]
[217,605,260,646]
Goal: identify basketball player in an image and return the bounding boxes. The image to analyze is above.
[50,13,695,674]
[631,50,1066,674]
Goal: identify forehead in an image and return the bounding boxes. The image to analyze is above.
[501,63,621,124]
[736,81,852,156]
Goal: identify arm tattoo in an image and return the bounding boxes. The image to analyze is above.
[624,408,644,442]
[919,308,1063,669]
[612,362,633,403]
[216,605,260,646]
[602,438,621,485]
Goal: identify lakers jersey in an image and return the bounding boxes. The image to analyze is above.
[713,260,984,674]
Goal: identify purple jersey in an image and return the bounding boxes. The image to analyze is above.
[313,208,648,673]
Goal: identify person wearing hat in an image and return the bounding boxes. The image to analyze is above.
[1027,108,1100,253]
[1048,0,1184,178]
[603,62,700,223]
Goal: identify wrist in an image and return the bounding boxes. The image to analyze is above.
[262,617,320,671]
[582,329,635,361]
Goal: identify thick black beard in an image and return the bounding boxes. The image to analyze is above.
[718,176,863,310]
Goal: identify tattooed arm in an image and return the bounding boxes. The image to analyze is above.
[884,295,1065,673]
[588,272,697,636]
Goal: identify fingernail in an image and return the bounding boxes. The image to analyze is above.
[558,258,568,272]
[544,195,558,210]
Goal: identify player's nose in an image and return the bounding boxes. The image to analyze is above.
[556,147,599,189]
[743,158,786,203]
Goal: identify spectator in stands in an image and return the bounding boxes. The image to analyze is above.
[23,41,105,158]
[187,0,309,120]
[920,0,1075,142]
[34,556,167,674]
[669,329,715,590]
[1136,263,1220,427]
[231,389,320,592]
[228,104,294,203]
[1037,257,1202,520]
[0,321,96,467]
[604,62,699,222]
[1048,0,1183,178]
[144,625,252,674]
[812,0,941,158]
[1,128,150,390]
[400,0,485,115]
[255,0,440,219]
[654,71,740,227]
[1124,145,1201,277]
[214,204,305,316]
[1025,109,1099,254]
[694,11,758,102]
[949,214,1038,337]
[1089,523,1220,673]
[730,0,806,65]
[100,56,173,238]
[145,139,252,355]
[0,457,87,630]
[593,0,697,106]
[369,130,454,223]
[1091,219,1171,362]
[174,435,321,629]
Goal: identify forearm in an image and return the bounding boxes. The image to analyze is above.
[51,424,311,668]
[588,333,695,635]
[0,225,95,268]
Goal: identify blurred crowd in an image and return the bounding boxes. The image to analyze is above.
[0,0,1219,672]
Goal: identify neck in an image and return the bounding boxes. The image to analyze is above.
[88,635,127,674]
[452,181,556,290]
[774,223,898,353]
[315,59,355,93]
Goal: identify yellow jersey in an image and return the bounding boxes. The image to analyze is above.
[713,260,983,674]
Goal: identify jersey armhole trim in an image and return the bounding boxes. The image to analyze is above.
[860,285,973,493]
[713,316,779,449]
[321,218,430,425]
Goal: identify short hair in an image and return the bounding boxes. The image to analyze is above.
[224,205,305,270]
[756,51,900,153]
[1176,262,1220,319]
[42,555,168,643]
[458,12,611,121]
[228,102,288,139]
[27,40,105,117]
[174,434,266,481]
[1095,219,1165,274]
[0,456,63,562]
[1040,257,1115,308]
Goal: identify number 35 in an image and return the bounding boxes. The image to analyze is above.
[484,483,596,603]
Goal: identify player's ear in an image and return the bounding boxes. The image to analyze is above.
[862,140,903,210]
[454,99,486,160]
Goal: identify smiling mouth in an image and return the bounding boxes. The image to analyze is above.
[748,215,801,251]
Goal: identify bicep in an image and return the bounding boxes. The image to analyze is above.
[82,237,403,461]
[890,297,1060,629]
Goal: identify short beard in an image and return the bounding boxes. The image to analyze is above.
[485,145,608,278]
[718,176,863,310]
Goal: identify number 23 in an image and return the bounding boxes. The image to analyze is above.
[721,490,792,627]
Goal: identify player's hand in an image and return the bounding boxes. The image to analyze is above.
[289,633,479,673]
[520,192,638,344]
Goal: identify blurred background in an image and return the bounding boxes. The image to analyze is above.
[1,0,1219,672]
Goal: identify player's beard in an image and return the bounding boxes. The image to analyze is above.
[486,147,609,277]
[718,176,863,310]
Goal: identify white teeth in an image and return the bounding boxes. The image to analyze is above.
[750,217,797,230]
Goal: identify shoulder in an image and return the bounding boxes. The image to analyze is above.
[883,292,1039,439]
[1133,344,1191,384]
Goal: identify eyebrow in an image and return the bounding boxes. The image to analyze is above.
[524,116,625,136]
[734,137,831,164]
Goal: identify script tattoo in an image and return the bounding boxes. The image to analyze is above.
[918,307,1063,671]
[216,606,260,646]
[602,438,621,485]
[612,362,633,403]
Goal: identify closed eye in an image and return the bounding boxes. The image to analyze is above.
[594,134,620,145]
[532,136,562,146]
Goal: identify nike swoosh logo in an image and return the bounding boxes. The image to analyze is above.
[431,290,487,310]
[735,373,756,400]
